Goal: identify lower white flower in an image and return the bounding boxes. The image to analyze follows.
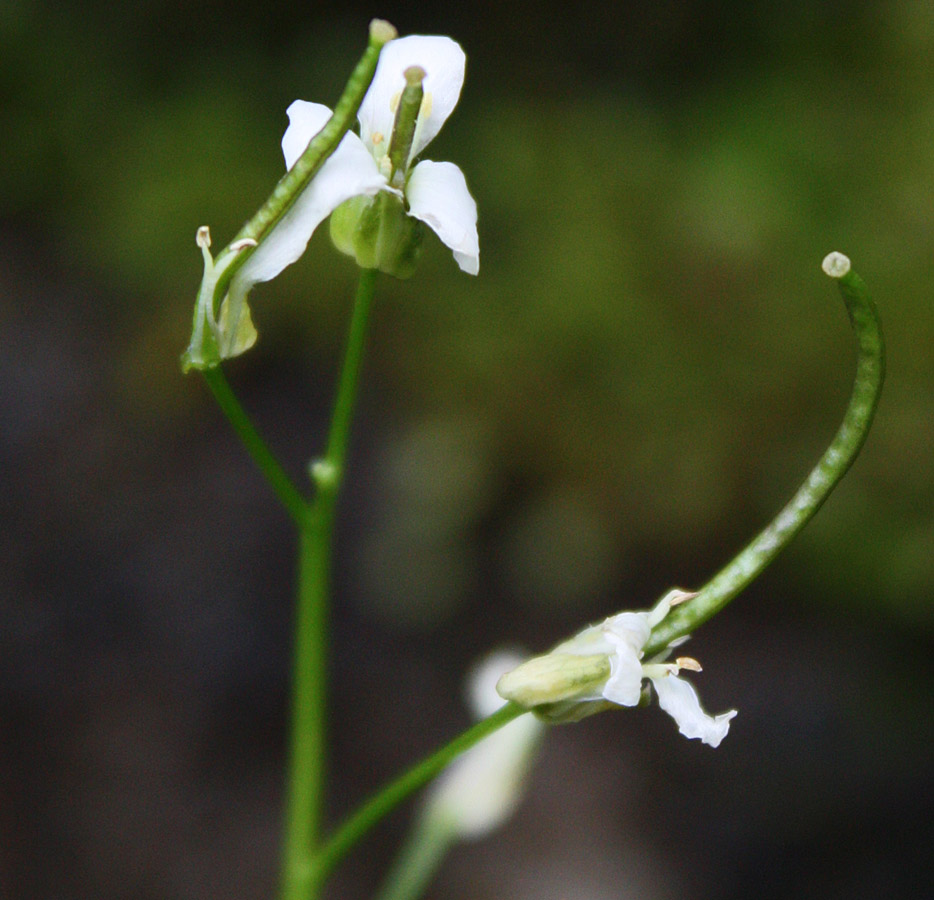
[497,590,737,747]
[424,650,544,839]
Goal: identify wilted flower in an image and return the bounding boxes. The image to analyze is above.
[497,590,737,747]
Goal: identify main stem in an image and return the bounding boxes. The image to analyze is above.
[280,269,379,900]
[645,264,884,655]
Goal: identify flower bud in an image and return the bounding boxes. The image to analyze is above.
[496,653,610,708]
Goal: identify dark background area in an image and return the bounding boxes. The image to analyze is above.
[2,1,932,898]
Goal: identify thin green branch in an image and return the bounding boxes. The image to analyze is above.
[320,268,380,479]
[200,365,310,526]
[308,703,527,893]
[373,816,455,900]
[645,255,884,655]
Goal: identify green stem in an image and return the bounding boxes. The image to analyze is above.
[645,259,884,655]
[279,269,380,900]
[373,814,455,900]
[320,268,380,480]
[200,365,310,527]
[308,703,526,893]
[211,20,396,311]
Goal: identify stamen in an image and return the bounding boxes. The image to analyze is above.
[675,656,703,672]
[420,93,433,119]
[196,226,211,249]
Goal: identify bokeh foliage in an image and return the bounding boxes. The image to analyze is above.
[5,0,929,625]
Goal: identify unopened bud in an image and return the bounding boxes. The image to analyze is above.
[496,652,610,708]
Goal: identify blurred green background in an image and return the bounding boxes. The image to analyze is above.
[2,1,932,898]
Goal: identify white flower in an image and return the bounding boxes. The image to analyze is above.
[424,650,544,839]
[184,34,478,368]
[233,34,476,302]
[497,590,737,748]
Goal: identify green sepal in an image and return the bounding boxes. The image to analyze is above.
[330,192,424,279]
[496,652,610,709]
[181,238,258,372]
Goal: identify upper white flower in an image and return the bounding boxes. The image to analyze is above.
[183,34,478,368]
[497,590,737,748]
[231,33,478,308]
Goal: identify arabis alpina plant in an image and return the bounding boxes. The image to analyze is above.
[178,15,886,896]
[497,590,737,746]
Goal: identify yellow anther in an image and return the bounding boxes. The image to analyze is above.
[675,656,703,672]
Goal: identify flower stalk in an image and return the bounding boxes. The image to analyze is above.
[306,702,527,893]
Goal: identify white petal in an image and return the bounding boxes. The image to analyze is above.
[596,612,647,705]
[601,651,644,707]
[603,611,652,653]
[281,100,331,169]
[358,35,466,161]
[406,160,479,274]
[426,713,543,839]
[467,650,526,718]
[230,101,387,293]
[650,674,737,748]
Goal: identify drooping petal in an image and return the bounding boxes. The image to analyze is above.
[650,673,737,748]
[600,612,652,706]
[230,101,387,294]
[406,160,479,274]
[358,35,466,162]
